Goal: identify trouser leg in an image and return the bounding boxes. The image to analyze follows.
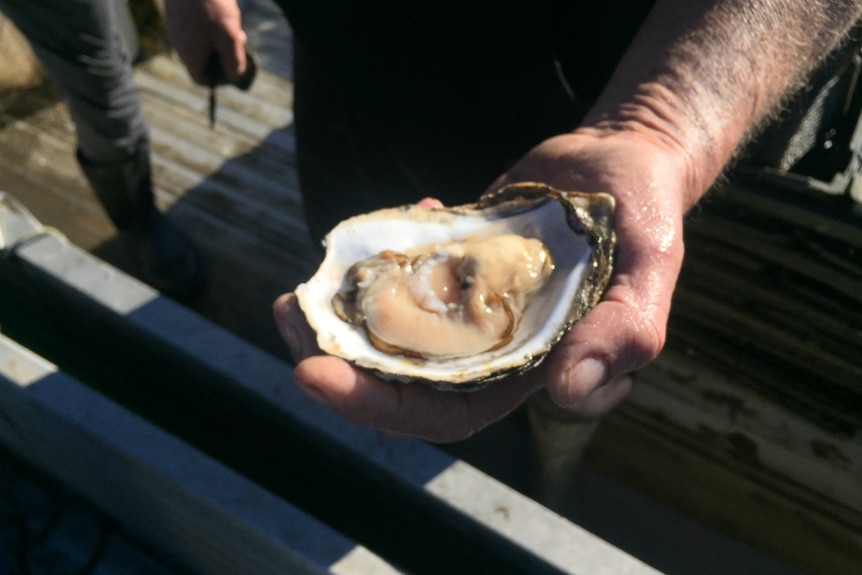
[1,0,205,298]
[76,142,155,232]
[1,0,156,231]
[0,0,148,165]
[76,139,204,299]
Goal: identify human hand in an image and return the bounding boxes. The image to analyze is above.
[164,0,248,85]
[275,129,689,441]
[487,128,691,418]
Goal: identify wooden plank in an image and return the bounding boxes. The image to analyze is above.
[162,199,319,354]
[666,180,862,437]
[137,56,318,352]
[585,176,862,575]
[0,86,125,253]
[232,0,295,81]
[593,380,862,575]
[136,57,295,139]
[0,53,318,355]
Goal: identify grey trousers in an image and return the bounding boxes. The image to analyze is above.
[0,0,148,164]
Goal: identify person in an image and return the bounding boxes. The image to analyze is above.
[165,0,862,446]
[0,0,205,299]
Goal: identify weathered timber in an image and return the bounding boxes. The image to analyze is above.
[591,180,862,575]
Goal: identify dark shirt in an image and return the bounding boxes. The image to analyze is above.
[274,1,654,238]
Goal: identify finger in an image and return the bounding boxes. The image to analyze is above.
[215,30,248,83]
[417,197,444,208]
[542,269,674,408]
[560,376,633,419]
[273,293,321,364]
[546,180,685,405]
[528,375,633,421]
[293,356,542,443]
[180,44,213,86]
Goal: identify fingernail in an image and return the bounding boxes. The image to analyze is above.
[560,358,608,406]
[576,358,608,386]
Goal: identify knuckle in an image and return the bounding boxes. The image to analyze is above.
[628,310,667,369]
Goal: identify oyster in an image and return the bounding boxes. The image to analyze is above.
[295,182,615,390]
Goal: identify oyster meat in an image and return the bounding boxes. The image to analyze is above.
[295,182,615,390]
[332,233,554,358]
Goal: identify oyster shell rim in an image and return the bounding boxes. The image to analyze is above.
[295,182,616,391]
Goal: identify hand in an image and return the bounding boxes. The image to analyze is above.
[489,128,689,417]
[164,0,248,85]
[274,129,690,441]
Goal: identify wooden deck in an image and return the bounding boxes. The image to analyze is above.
[1,4,861,574]
[0,10,311,361]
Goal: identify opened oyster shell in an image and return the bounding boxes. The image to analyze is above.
[295,182,615,390]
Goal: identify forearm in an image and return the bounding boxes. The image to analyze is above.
[580,0,862,207]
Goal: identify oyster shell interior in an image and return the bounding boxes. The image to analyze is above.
[295,182,615,390]
[332,233,554,359]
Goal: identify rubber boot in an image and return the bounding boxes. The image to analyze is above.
[77,146,206,300]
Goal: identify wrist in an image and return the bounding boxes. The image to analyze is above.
[578,78,741,210]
